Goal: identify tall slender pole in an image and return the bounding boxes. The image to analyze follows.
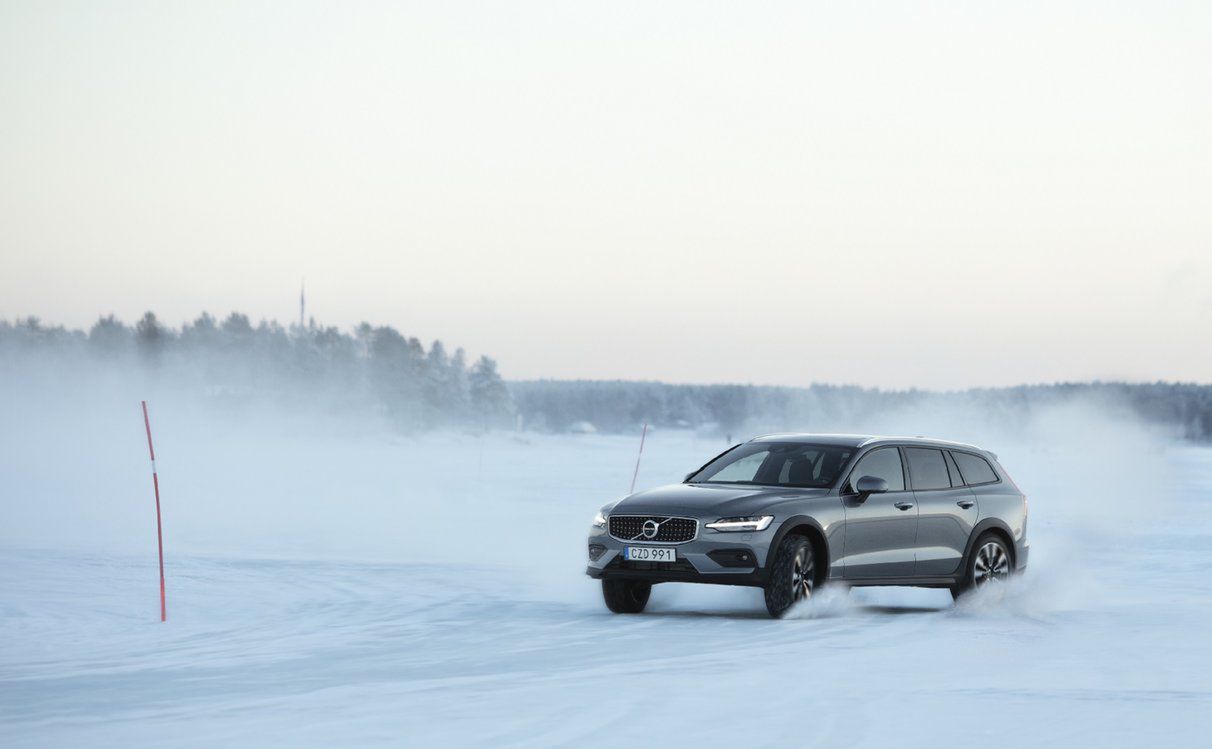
[629,421,648,494]
[141,401,167,622]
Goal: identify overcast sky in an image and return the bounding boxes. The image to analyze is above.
[2,1,1210,389]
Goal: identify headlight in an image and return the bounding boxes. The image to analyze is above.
[592,510,608,528]
[705,516,773,532]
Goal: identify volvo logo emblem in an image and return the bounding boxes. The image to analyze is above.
[641,519,660,539]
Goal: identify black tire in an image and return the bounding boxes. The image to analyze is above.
[951,531,1012,600]
[602,579,652,614]
[764,535,814,618]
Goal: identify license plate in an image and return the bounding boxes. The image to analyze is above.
[624,546,677,562]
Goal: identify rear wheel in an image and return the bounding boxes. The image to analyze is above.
[951,532,1012,600]
[764,535,814,618]
[602,579,651,613]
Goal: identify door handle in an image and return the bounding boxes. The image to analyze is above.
[894,502,914,511]
[956,500,975,509]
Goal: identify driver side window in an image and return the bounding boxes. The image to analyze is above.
[849,447,905,491]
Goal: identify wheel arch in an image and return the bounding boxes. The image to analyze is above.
[767,516,830,586]
[960,519,1017,573]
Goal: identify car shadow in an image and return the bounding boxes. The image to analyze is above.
[638,603,949,619]
[642,609,773,620]
[854,604,949,615]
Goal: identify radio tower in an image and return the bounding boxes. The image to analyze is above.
[299,280,306,332]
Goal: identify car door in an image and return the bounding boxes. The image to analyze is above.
[907,447,978,577]
[840,446,918,579]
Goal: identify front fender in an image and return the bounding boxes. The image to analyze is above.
[765,514,841,583]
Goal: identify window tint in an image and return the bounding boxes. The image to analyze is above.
[905,448,950,490]
[952,452,999,485]
[690,443,854,488]
[850,447,905,491]
[944,450,964,487]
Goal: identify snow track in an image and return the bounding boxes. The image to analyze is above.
[3,428,1212,746]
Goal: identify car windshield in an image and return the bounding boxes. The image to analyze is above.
[687,442,854,488]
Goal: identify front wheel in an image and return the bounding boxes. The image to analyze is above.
[764,535,814,618]
[602,579,651,613]
[951,532,1013,600]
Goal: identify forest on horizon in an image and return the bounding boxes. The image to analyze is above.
[4,313,1212,442]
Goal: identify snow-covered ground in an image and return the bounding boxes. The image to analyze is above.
[3,399,1212,747]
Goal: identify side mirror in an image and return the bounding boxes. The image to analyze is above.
[854,475,889,500]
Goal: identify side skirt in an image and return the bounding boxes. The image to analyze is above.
[844,576,959,589]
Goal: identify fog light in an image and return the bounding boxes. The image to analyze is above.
[588,544,606,561]
[707,549,757,568]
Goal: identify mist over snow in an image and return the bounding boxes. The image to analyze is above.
[3,324,1212,746]
[0,313,513,435]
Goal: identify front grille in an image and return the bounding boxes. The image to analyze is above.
[609,515,698,543]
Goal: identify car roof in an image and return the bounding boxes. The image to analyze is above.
[749,433,987,453]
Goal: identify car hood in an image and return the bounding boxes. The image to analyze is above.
[609,483,829,518]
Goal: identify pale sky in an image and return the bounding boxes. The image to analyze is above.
[2,1,1210,388]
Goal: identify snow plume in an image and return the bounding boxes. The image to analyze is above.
[810,392,1178,617]
[665,392,1183,618]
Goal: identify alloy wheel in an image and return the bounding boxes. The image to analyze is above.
[972,541,1010,585]
[791,546,814,601]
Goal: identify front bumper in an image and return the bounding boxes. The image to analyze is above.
[585,523,773,587]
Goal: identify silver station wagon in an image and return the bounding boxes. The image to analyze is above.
[586,434,1029,617]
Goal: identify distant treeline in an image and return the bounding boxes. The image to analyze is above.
[512,379,1212,442]
[5,315,1212,440]
[0,313,511,429]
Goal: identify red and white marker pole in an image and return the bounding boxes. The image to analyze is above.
[141,401,167,622]
[629,420,648,494]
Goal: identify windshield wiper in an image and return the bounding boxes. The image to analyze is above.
[699,480,827,488]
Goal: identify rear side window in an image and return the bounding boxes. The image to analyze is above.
[944,451,964,486]
[905,448,950,490]
[849,447,905,491]
[952,451,999,485]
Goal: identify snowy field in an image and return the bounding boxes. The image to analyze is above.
[3,396,1212,747]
